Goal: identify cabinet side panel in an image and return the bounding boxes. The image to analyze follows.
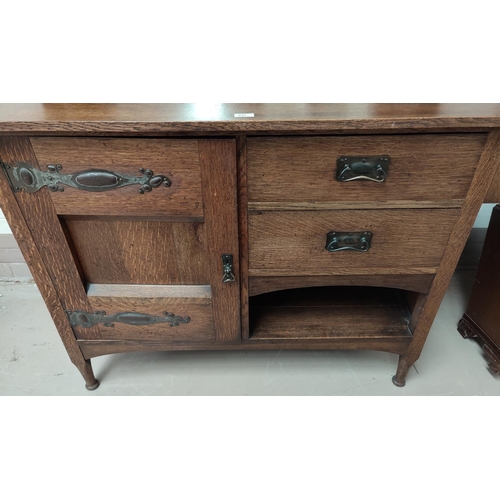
[406,131,500,366]
[485,163,500,202]
[0,136,102,360]
[0,136,101,341]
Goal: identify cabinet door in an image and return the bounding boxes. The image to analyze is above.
[0,137,240,350]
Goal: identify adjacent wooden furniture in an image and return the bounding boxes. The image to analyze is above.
[1,104,500,390]
[458,204,500,373]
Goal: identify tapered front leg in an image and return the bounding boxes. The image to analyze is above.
[392,355,411,387]
[78,359,100,390]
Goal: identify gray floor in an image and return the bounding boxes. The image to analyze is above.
[0,271,499,395]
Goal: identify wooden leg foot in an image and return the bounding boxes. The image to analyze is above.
[85,380,101,391]
[77,359,100,390]
[483,345,500,375]
[393,355,411,387]
[457,317,478,339]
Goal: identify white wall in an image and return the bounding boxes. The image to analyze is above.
[0,208,32,278]
[473,203,495,228]
[0,208,10,234]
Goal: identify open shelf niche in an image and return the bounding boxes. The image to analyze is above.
[249,286,413,341]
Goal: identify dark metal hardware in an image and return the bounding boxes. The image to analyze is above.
[66,310,191,328]
[1,161,171,194]
[336,156,390,182]
[325,231,373,252]
[222,254,235,282]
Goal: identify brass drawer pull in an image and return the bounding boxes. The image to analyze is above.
[325,231,373,252]
[2,161,171,194]
[336,156,390,182]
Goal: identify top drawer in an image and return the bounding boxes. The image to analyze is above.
[247,134,487,207]
[29,138,203,217]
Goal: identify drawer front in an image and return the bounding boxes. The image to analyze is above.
[247,134,487,206]
[30,138,203,217]
[248,209,460,276]
[74,284,215,342]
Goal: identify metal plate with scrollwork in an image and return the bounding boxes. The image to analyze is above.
[67,310,191,328]
[336,156,390,182]
[1,161,171,194]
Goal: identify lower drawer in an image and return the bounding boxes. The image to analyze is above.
[71,284,215,342]
[248,209,460,276]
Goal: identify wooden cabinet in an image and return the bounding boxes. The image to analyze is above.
[1,104,500,390]
[458,204,500,373]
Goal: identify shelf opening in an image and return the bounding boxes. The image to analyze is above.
[249,286,412,341]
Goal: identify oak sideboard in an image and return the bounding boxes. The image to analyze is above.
[1,103,500,390]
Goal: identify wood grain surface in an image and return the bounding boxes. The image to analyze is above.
[78,337,412,359]
[64,219,209,285]
[248,209,460,275]
[250,306,410,339]
[236,135,250,340]
[485,161,500,202]
[248,134,486,205]
[30,138,203,217]
[199,140,240,342]
[248,200,465,211]
[249,275,435,296]
[1,104,500,134]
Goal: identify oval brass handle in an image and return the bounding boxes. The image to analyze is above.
[336,156,390,182]
[325,231,373,252]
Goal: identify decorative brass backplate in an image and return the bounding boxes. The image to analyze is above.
[1,161,171,194]
[325,231,373,252]
[67,310,191,328]
[336,156,390,182]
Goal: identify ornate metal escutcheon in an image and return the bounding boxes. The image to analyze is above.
[222,254,236,282]
[336,156,390,182]
[325,231,373,252]
[1,161,171,194]
[67,310,191,328]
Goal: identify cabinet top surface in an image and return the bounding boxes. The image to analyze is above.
[1,103,500,134]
